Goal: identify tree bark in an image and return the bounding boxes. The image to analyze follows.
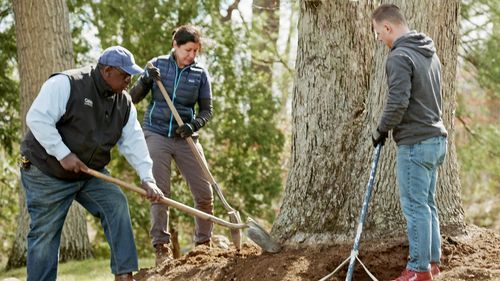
[272,0,464,245]
[8,0,92,269]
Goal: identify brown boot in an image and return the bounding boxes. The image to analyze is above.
[155,243,173,266]
[115,272,134,281]
[195,239,212,248]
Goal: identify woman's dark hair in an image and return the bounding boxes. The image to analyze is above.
[172,25,201,48]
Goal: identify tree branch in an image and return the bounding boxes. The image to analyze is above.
[220,0,241,23]
[252,3,279,11]
[457,115,482,143]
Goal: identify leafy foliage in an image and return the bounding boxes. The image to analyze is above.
[202,21,285,221]
[457,123,500,230]
[0,0,20,260]
[460,0,500,96]
[0,0,20,154]
[458,0,500,231]
[66,0,93,64]
[0,152,19,261]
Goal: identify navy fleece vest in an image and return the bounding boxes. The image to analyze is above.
[143,55,203,137]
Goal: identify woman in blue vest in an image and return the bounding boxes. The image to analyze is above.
[130,25,213,265]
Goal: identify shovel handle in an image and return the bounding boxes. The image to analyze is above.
[148,63,239,214]
[83,168,247,229]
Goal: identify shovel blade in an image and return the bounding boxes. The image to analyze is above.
[246,218,281,253]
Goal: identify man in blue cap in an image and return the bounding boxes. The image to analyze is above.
[20,46,163,281]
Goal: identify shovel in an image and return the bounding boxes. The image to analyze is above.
[84,168,281,253]
[148,65,244,250]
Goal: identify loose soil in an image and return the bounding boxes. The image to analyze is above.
[135,225,499,281]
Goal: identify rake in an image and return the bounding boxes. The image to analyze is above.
[319,144,382,281]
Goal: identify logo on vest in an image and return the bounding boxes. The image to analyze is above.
[188,79,195,83]
[84,98,93,108]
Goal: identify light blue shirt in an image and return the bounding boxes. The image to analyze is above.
[26,74,155,182]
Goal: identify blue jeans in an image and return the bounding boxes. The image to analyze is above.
[397,136,447,272]
[21,165,138,281]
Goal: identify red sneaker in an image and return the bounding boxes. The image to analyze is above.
[430,263,440,277]
[391,269,433,281]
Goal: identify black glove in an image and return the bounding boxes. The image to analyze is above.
[372,128,388,147]
[189,98,213,131]
[176,123,194,138]
[142,64,160,83]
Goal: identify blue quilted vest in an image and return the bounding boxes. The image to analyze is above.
[143,54,204,137]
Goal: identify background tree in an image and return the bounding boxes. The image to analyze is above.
[460,0,500,94]
[0,1,19,154]
[252,0,280,78]
[7,0,92,269]
[272,0,465,243]
[456,0,499,231]
[0,0,20,263]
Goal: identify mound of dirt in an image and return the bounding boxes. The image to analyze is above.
[135,225,499,281]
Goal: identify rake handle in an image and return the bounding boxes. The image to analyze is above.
[345,144,382,281]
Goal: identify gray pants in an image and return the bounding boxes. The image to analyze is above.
[144,130,213,245]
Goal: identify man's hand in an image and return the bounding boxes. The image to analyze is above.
[141,180,164,202]
[59,153,88,173]
[372,128,388,147]
[176,123,194,138]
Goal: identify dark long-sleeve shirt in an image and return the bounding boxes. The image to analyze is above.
[378,31,447,145]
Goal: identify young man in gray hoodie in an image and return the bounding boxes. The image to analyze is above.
[371,4,448,281]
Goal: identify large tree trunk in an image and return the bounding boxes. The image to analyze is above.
[8,0,92,269]
[272,0,464,245]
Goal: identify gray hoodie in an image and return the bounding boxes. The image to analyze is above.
[378,31,448,145]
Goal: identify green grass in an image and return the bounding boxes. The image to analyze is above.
[0,258,155,281]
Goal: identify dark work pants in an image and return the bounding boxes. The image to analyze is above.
[144,130,213,246]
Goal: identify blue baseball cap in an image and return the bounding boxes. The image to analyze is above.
[98,46,143,75]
